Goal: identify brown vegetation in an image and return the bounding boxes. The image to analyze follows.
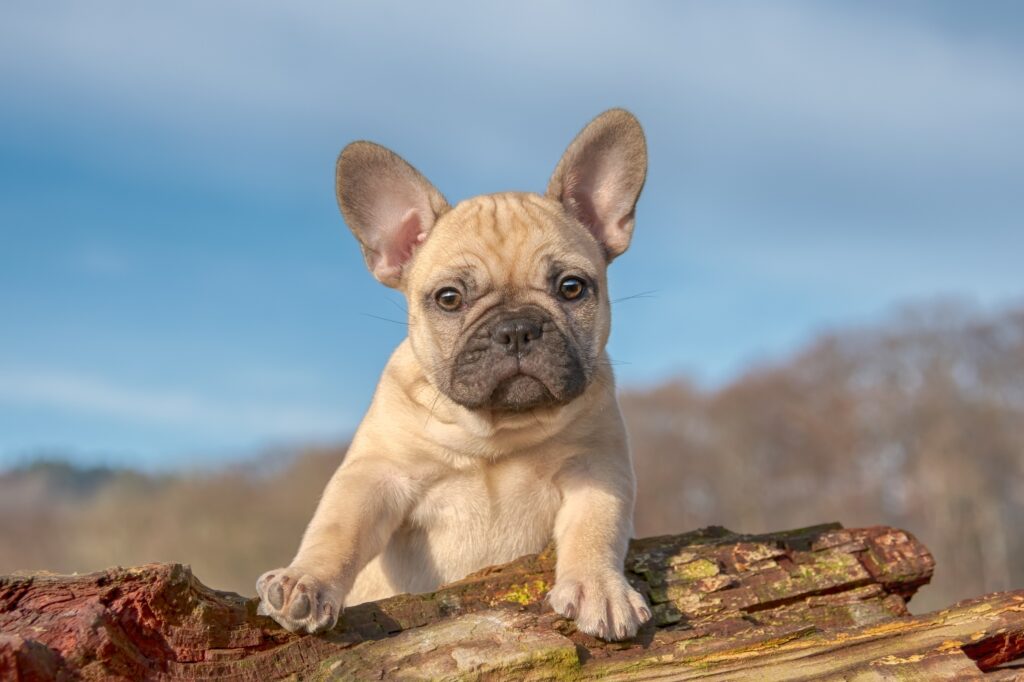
[627,300,1024,612]
[1,300,1021,615]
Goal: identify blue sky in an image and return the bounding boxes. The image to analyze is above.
[1,1,1022,470]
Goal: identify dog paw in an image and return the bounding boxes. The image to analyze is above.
[255,567,342,634]
[547,570,651,641]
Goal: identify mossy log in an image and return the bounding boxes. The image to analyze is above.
[2,523,1022,680]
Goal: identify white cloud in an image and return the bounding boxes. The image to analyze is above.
[3,1,1021,171]
[71,245,131,277]
[0,366,347,439]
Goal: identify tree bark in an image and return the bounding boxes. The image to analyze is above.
[2,523,1021,680]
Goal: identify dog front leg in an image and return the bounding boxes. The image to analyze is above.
[548,454,651,641]
[256,459,417,633]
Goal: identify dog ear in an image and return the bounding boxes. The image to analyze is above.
[336,142,449,288]
[546,109,647,261]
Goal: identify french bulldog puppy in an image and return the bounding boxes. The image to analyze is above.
[256,109,651,641]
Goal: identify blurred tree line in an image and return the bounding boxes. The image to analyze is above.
[2,300,1021,612]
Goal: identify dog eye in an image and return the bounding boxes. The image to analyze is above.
[558,276,587,301]
[435,287,463,311]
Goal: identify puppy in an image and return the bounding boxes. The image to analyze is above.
[256,109,651,641]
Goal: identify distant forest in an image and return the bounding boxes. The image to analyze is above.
[3,300,1022,613]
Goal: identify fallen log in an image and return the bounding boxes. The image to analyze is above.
[1,523,1021,680]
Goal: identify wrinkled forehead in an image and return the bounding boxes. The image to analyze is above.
[409,192,604,290]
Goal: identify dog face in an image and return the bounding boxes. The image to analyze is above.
[405,193,607,411]
[336,110,647,413]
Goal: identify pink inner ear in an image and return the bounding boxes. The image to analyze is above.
[564,151,635,257]
[567,166,620,244]
[376,208,426,281]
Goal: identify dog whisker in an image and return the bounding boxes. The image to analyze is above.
[384,296,408,315]
[612,290,659,304]
[361,312,410,327]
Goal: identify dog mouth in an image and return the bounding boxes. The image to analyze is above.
[487,372,556,412]
[445,355,585,412]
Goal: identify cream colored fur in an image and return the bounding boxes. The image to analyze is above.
[256,110,651,641]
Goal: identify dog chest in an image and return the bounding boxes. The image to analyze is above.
[407,455,563,563]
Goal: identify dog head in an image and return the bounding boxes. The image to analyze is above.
[336,109,647,413]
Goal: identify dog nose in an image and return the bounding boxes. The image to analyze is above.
[491,318,543,355]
